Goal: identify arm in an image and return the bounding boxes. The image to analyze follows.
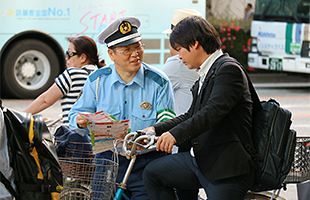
[68,78,97,129]
[24,83,63,114]
[155,77,175,123]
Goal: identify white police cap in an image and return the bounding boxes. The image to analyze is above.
[98,17,141,48]
[163,9,202,34]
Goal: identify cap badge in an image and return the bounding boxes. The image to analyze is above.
[119,21,132,35]
[140,101,152,110]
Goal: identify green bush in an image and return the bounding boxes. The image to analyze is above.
[209,18,252,67]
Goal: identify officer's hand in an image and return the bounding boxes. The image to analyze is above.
[76,114,88,128]
[156,131,176,154]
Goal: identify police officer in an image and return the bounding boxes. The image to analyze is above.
[68,16,175,199]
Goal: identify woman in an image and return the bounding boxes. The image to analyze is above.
[24,36,104,125]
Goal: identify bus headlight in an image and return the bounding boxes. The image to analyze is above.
[250,37,258,53]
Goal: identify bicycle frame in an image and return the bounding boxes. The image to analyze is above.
[113,131,156,200]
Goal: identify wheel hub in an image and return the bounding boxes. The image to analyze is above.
[20,62,36,79]
[13,50,51,90]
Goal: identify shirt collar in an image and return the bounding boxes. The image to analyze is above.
[110,64,144,88]
[132,65,144,88]
[197,49,223,79]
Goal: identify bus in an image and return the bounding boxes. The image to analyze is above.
[247,0,310,74]
[0,0,205,98]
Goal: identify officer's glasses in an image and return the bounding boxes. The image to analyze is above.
[66,50,78,58]
[115,43,145,56]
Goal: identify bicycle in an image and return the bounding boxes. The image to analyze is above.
[51,125,155,200]
[112,131,157,200]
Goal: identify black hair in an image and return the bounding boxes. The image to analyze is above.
[169,16,221,54]
[67,36,105,68]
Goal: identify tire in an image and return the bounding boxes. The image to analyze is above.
[2,39,60,98]
[60,188,91,200]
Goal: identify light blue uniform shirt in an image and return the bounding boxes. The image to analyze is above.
[69,63,174,132]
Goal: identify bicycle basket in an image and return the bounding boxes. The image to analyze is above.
[59,157,118,200]
[285,137,310,183]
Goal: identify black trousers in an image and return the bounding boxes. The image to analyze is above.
[143,152,254,200]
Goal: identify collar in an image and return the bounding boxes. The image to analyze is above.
[197,49,223,80]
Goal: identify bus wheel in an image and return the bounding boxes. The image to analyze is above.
[2,39,60,98]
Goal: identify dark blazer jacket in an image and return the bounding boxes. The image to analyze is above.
[154,54,254,181]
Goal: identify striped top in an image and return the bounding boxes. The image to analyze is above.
[55,65,97,125]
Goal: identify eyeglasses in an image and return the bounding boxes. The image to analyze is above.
[66,50,78,58]
[114,43,145,56]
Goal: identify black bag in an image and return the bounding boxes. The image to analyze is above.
[250,99,296,192]
[54,125,92,158]
[0,106,63,200]
[216,54,296,192]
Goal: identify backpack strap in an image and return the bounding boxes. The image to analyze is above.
[213,53,260,157]
[214,53,262,111]
[0,163,17,199]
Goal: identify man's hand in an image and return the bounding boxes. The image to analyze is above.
[76,114,88,128]
[156,131,176,154]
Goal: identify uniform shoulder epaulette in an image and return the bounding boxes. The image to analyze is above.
[145,67,167,87]
[89,67,112,82]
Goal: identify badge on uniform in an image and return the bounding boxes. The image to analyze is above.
[140,101,152,110]
[119,21,132,34]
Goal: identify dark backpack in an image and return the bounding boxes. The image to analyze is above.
[250,99,296,192]
[215,54,296,192]
[0,105,63,200]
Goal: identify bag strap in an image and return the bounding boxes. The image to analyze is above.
[214,54,262,111]
[0,166,17,198]
[213,54,259,157]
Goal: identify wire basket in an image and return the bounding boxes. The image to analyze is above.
[285,137,310,183]
[57,141,94,158]
[59,157,118,200]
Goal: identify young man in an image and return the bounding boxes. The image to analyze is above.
[143,16,255,200]
[69,17,175,199]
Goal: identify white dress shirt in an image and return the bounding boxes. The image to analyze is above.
[190,49,223,157]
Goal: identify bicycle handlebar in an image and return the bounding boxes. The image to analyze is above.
[120,131,157,158]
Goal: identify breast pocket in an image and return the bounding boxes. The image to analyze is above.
[131,109,157,131]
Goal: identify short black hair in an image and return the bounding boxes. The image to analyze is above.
[169,16,221,54]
